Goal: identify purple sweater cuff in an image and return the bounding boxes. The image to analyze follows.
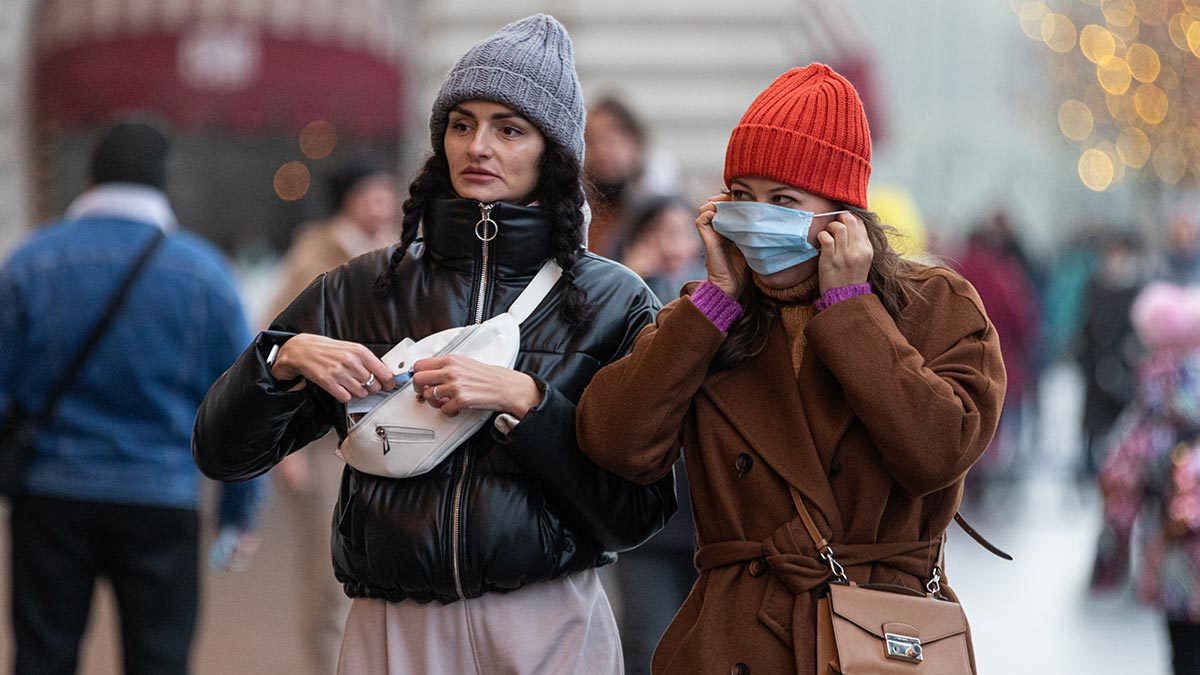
[690,281,744,332]
[814,282,872,313]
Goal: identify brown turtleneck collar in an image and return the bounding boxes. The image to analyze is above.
[754,274,820,374]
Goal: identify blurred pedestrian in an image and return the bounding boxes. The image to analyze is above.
[193,15,675,675]
[1094,282,1200,674]
[618,194,705,302]
[1076,232,1145,479]
[1160,213,1200,285]
[584,96,681,258]
[577,63,1006,675]
[0,119,264,675]
[955,226,1039,487]
[265,158,397,675]
[1041,229,1101,362]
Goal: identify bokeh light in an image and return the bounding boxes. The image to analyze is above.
[299,120,337,160]
[1080,24,1118,61]
[1059,100,1095,140]
[1103,0,1138,26]
[1097,56,1132,93]
[1042,13,1079,51]
[1188,16,1200,54]
[1169,12,1196,49]
[274,162,311,201]
[1078,147,1116,190]
[1133,82,1169,123]
[1116,126,1152,167]
[1126,42,1161,80]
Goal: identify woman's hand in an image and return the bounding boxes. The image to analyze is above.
[270,334,395,404]
[816,212,874,294]
[695,193,748,298]
[411,356,543,419]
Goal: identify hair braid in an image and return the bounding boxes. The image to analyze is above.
[375,153,449,292]
[536,143,594,326]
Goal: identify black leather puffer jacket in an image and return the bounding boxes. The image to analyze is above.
[193,199,676,603]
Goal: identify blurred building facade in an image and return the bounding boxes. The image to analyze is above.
[0,0,1172,259]
[0,0,408,257]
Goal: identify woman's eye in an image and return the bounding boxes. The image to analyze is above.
[730,190,752,201]
[500,126,525,138]
[451,121,472,133]
[770,195,796,205]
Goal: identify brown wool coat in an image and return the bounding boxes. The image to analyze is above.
[576,266,1006,675]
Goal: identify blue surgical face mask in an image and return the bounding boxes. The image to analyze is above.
[711,201,848,275]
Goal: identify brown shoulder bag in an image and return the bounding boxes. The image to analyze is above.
[791,488,1007,675]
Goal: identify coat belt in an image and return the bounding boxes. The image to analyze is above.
[693,517,936,652]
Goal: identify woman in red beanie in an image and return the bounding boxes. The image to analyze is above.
[577,63,1008,674]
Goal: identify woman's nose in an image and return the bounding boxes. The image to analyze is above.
[468,131,492,159]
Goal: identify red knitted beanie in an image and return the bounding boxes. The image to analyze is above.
[724,63,872,209]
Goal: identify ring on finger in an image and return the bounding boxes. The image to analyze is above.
[362,373,375,388]
[432,385,443,401]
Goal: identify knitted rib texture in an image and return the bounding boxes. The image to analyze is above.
[429,14,586,166]
[724,63,872,208]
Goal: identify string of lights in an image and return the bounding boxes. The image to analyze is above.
[1014,0,1200,192]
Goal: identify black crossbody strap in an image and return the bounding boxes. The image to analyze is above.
[29,229,166,427]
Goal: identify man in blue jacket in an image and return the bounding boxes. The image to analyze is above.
[0,119,264,675]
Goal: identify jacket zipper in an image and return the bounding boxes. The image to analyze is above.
[450,201,496,599]
[473,202,496,324]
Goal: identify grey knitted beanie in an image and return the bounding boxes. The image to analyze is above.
[429,14,586,166]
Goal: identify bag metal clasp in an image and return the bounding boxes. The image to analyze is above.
[885,632,923,663]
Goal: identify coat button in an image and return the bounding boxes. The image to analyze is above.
[829,458,842,477]
[735,453,753,476]
[731,664,750,675]
[748,557,768,578]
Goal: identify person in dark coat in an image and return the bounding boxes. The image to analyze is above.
[192,15,674,674]
[1077,231,1145,478]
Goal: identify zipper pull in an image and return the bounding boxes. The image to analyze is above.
[475,202,498,242]
[376,426,391,455]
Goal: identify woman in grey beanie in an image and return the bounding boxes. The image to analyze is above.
[192,13,675,675]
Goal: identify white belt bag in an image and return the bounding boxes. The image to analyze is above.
[338,260,563,479]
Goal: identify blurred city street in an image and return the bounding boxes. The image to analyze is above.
[4,0,1200,673]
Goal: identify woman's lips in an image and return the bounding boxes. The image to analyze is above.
[461,168,498,183]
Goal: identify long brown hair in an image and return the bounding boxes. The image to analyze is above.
[710,204,925,371]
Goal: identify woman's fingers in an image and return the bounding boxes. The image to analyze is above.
[817,230,835,252]
[830,220,849,250]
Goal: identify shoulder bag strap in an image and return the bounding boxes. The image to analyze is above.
[506,260,563,325]
[790,485,1010,572]
[28,229,166,428]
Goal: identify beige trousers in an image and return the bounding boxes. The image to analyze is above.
[337,569,623,675]
[280,434,352,675]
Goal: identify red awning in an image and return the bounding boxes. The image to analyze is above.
[37,28,403,139]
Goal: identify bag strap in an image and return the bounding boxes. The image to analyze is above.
[789,487,847,582]
[506,260,563,325]
[788,485,1010,588]
[28,229,166,428]
[954,512,1013,560]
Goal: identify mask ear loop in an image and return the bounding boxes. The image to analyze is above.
[812,210,851,218]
